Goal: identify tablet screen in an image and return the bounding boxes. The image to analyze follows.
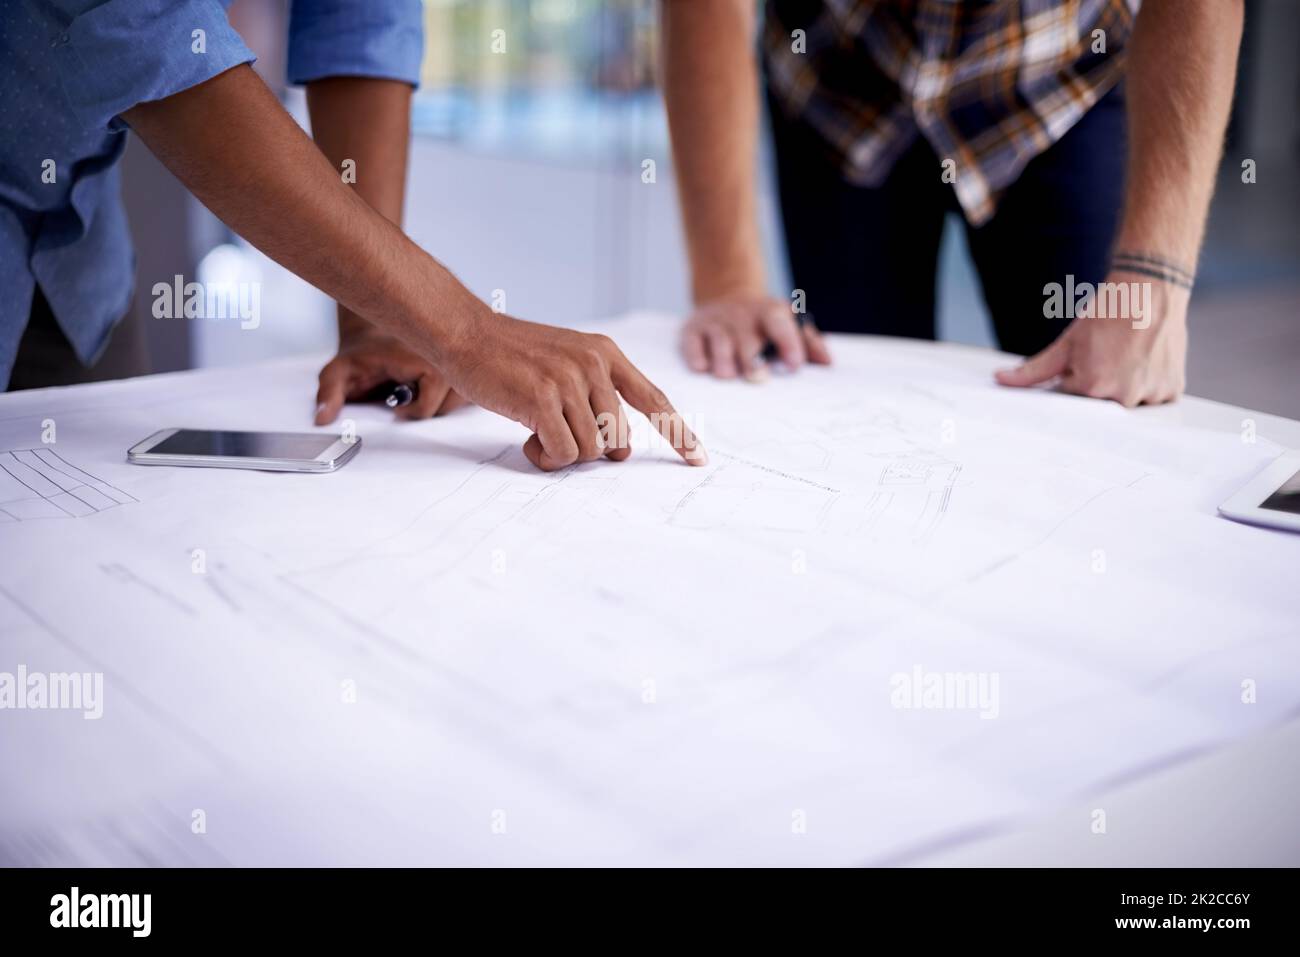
[1260,469,1300,514]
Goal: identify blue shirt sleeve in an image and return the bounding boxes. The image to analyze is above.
[286,0,424,87]
[52,0,257,132]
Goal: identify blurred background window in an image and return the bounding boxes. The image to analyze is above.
[414,0,668,164]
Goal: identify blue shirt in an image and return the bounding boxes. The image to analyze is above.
[0,0,423,388]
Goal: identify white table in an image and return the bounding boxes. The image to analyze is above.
[895,340,1300,866]
[2,319,1297,866]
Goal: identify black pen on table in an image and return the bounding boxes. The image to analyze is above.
[756,311,814,365]
[369,382,418,408]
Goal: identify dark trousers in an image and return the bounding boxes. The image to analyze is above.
[8,287,149,391]
[769,84,1127,356]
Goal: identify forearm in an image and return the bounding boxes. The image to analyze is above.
[123,65,482,362]
[661,0,766,301]
[1113,0,1244,273]
[305,76,413,342]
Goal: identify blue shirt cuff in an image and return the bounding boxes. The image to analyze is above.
[286,0,424,87]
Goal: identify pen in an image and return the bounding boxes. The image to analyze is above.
[383,381,419,409]
[758,312,814,363]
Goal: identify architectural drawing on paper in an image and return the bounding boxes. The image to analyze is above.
[0,448,137,521]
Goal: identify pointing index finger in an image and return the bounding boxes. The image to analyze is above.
[610,354,707,466]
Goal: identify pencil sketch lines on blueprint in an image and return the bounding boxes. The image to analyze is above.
[879,458,962,542]
[0,448,137,521]
[667,448,842,533]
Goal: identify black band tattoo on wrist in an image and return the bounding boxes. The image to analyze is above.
[1110,251,1195,291]
[1111,251,1195,281]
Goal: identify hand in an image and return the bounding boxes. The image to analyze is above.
[315,331,468,425]
[994,277,1189,408]
[682,295,831,380]
[438,311,707,471]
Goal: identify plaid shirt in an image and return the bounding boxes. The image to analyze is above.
[764,0,1137,225]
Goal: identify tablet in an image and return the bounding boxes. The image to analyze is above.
[1219,450,1300,532]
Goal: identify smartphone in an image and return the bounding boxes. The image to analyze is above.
[127,428,361,473]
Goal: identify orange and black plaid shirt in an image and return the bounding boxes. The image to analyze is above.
[764,0,1137,225]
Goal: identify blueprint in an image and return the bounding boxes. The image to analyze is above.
[0,448,137,521]
[1,313,1298,865]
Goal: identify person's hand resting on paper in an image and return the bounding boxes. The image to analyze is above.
[994,274,1190,408]
[659,3,830,384]
[123,66,705,472]
[995,0,1236,410]
[306,80,467,426]
[682,294,831,381]
[314,319,467,424]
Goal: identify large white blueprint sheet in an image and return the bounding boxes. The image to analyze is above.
[1,314,1297,865]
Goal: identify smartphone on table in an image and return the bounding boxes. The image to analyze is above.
[127,428,360,473]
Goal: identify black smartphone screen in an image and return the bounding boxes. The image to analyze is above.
[149,430,337,460]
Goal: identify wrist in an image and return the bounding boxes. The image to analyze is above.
[432,300,493,370]
[1108,252,1196,292]
[377,248,484,365]
[692,274,769,306]
[689,250,767,305]
[337,309,382,346]
[1099,268,1190,330]
[1109,223,1199,281]
[1105,240,1197,325]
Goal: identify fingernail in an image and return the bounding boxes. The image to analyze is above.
[743,364,770,383]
